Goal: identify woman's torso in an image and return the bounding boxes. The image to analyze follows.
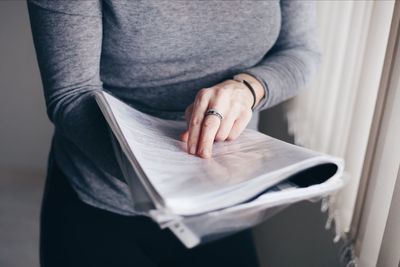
[100,0,281,117]
[42,0,282,215]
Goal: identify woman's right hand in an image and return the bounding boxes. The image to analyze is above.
[180,74,265,158]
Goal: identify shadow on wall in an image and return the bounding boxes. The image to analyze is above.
[0,1,53,173]
[0,2,52,267]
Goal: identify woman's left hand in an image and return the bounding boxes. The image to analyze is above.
[180,73,265,159]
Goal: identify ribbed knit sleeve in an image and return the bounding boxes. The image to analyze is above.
[243,0,321,111]
[27,0,123,180]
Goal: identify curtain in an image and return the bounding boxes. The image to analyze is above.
[286,0,395,235]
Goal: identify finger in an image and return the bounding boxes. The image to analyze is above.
[180,131,189,142]
[187,89,211,155]
[197,114,221,158]
[180,103,193,143]
[227,111,252,141]
[196,91,229,157]
[215,112,236,142]
[184,104,193,127]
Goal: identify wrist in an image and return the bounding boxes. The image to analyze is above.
[233,73,265,108]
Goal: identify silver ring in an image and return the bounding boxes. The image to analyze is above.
[205,108,223,120]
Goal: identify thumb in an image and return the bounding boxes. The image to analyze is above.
[180,131,189,142]
[180,103,193,142]
[184,103,194,126]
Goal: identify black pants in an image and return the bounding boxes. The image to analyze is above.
[40,159,260,267]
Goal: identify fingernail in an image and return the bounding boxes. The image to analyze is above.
[189,145,196,154]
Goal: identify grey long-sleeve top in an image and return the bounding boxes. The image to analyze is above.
[28,0,321,215]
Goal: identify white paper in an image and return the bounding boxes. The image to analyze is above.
[97,91,344,216]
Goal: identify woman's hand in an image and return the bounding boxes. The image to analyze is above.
[180,73,265,158]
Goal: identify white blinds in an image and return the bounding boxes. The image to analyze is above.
[286,1,395,234]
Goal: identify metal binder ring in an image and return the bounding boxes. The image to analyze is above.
[205,108,223,121]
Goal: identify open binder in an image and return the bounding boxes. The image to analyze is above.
[95,91,345,248]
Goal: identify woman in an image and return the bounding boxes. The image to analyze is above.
[28,0,320,266]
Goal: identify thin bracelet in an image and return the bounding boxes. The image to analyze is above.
[232,76,257,110]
